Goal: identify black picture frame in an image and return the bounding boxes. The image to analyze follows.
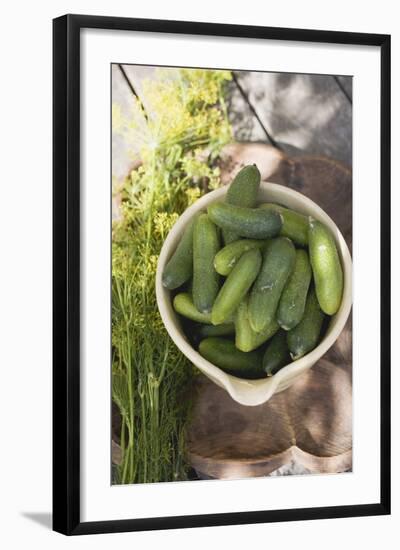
[53,14,391,535]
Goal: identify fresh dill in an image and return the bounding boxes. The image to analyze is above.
[112,68,232,484]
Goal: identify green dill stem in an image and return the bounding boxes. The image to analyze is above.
[121,444,130,484]
[125,330,135,482]
[139,381,148,483]
[145,149,157,247]
[143,371,159,483]
[158,339,170,384]
[152,382,160,482]
[120,414,126,455]
[116,273,137,485]
[112,68,232,484]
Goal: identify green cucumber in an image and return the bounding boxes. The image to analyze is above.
[260,203,308,246]
[262,330,291,376]
[308,218,344,315]
[197,323,235,338]
[235,298,280,352]
[248,237,296,333]
[214,239,267,276]
[208,202,282,240]
[287,286,325,360]
[162,217,195,290]
[199,337,264,379]
[222,164,261,244]
[173,293,212,324]
[211,249,262,325]
[192,214,220,313]
[277,249,312,330]
[222,231,239,246]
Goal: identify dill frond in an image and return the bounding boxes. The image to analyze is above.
[112,67,232,484]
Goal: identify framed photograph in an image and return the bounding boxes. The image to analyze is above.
[53,14,391,535]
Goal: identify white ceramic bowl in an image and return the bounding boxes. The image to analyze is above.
[156,182,352,406]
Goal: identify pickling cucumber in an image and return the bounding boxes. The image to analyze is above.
[192,214,220,313]
[208,202,282,240]
[235,297,280,352]
[222,164,261,244]
[198,337,264,379]
[277,249,312,330]
[214,239,267,276]
[162,217,196,290]
[287,286,325,360]
[173,293,212,324]
[211,248,262,325]
[248,237,296,333]
[262,330,291,376]
[308,218,343,315]
[197,323,235,338]
[260,203,308,246]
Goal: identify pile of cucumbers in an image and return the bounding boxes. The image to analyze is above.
[162,164,344,380]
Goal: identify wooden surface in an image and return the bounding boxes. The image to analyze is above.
[229,72,352,165]
[112,65,352,182]
[112,66,352,477]
[188,341,352,478]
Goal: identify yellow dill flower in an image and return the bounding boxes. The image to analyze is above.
[154,212,179,239]
[111,66,233,485]
[185,187,201,205]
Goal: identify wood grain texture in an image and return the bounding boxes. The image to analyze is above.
[336,76,353,102]
[187,317,352,479]
[226,77,274,143]
[111,65,139,182]
[275,155,352,246]
[111,65,142,221]
[219,142,285,184]
[232,71,352,166]
[111,66,352,167]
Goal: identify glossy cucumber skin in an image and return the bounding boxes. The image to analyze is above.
[173,293,212,324]
[162,217,196,290]
[197,323,235,338]
[308,218,344,315]
[192,214,220,313]
[277,249,312,330]
[248,237,296,333]
[235,298,280,352]
[287,286,325,360]
[222,164,261,244]
[214,239,267,276]
[260,203,308,246]
[262,330,290,376]
[211,249,262,325]
[208,202,282,240]
[199,337,264,379]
